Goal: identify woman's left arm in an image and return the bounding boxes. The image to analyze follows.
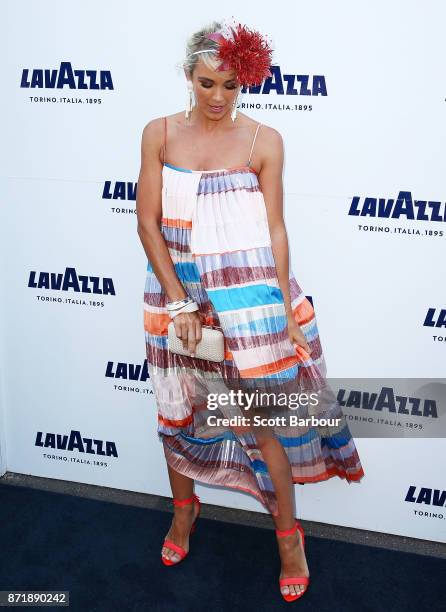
[257,127,311,355]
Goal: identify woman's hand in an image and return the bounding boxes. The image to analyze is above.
[173,311,202,357]
[287,316,312,356]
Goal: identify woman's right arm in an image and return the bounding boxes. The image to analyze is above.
[136,118,202,355]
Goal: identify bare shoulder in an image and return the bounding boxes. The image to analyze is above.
[255,123,284,173]
[141,116,165,148]
[142,112,186,144]
[258,123,283,148]
[239,114,283,153]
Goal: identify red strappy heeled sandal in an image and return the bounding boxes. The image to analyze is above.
[161,493,201,566]
[276,520,310,602]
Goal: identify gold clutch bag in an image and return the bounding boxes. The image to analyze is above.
[167,321,225,362]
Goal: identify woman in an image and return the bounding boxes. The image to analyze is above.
[137,20,365,602]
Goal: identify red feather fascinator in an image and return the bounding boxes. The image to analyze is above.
[206,22,273,88]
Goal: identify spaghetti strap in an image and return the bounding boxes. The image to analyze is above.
[247,123,262,166]
[163,116,167,163]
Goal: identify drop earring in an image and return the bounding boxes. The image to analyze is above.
[185,80,194,119]
[231,87,242,122]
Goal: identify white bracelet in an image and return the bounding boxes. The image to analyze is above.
[168,301,199,319]
[166,297,193,312]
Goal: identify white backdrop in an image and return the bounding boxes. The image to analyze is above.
[1,0,445,543]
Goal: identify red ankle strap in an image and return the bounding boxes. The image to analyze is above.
[172,493,200,508]
[276,520,298,538]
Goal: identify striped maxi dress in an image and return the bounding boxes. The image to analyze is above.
[143,118,364,516]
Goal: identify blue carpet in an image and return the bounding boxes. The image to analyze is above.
[0,483,444,611]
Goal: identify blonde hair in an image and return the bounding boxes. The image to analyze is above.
[182,21,224,76]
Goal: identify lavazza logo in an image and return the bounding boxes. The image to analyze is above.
[103,180,137,216]
[337,384,438,431]
[239,65,326,113]
[405,485,445,520]
[348,190,445,239]
[424,307,446,344]
[105,360,153,395]
[36,429,118,466]
[20,61,113,105]
[28,266,115,307]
